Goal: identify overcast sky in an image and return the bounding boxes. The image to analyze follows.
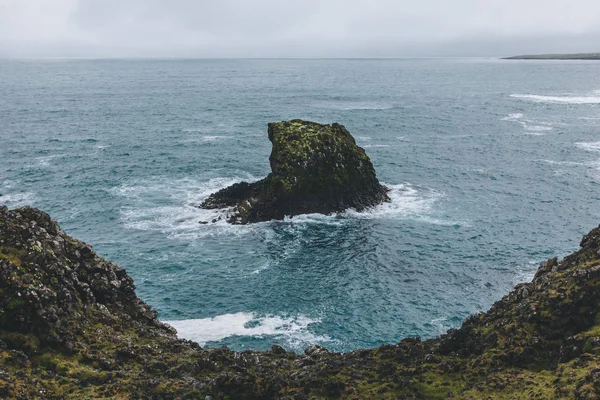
[1,0,599,57]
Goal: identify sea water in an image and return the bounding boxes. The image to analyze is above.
[1,58,600,352]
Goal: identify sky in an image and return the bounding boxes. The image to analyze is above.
[1,0,599,58]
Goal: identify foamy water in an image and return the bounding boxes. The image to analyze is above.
[511,94,600,104]
[166,312,331,350]
[575,142,600,152]
[0,192,36,207]
[501,113,555,135]
[114,176,263,239]
[2,58,597,353]
[113,176,451,242]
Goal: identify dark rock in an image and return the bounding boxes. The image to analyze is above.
[269,344,286,355]
[3,206,600,398]
[201,120,389,223]
[304,345,330,357]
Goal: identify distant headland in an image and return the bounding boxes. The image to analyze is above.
[503,53,600,60]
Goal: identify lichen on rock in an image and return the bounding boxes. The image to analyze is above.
[201,120,390,224]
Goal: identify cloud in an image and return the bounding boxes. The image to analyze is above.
[1,0,599,57]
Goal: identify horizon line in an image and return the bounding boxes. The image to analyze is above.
[0,55,510,61]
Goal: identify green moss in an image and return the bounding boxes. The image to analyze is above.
[0,246,24,267]
[0,331,40,352]
[412,375,466,399]
[7,299,25,310]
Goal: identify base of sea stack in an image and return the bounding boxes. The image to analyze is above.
[201,120,390,224]
[1,205,600,399]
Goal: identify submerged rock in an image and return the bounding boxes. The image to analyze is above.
[201,120,390,224]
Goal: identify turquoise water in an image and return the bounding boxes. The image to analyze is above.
[2,58,600,352]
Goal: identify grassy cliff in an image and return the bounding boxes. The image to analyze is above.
[1,205,599,399]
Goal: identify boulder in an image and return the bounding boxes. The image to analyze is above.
[201,120,390,224]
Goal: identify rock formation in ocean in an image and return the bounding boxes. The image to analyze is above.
[1,205,600,399]
[201,120,390,224]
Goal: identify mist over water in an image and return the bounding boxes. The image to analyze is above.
[1,58,600,352]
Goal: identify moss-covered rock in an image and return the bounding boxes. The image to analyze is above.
[1,205,600,399]
[201,120,390,224]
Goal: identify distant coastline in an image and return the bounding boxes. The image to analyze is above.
[503,52,600,60]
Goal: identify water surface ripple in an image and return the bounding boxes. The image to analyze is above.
[1,58,600,351]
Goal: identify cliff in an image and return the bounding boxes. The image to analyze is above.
[1,205,599,399]
[201,120,390,224]
[503,53,600,60]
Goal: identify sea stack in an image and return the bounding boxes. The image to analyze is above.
[201,120,390,224]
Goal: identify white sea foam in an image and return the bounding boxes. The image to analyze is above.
[198,135,230,142]
[166,312,330,350]
[2,180,17,190]
[513,264,537,284]
[575,141,600,152]
[429,317,455,336]
[113,176,262,239]
[34,154,64,167]
[114,175,456,240]
[278,183,443,223]
[524,125,553,132]
[501,113,523,121]
[511,94,600,104]
[0,179,35,206]
[281,213,345,226]
[343,183,446,222]
[0,192,35,207]
[181,135,232,144]
[539,159,600,167]
[501,113,554,135]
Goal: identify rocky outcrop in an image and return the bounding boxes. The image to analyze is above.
[201,120,390,224]
[1,205,600,399]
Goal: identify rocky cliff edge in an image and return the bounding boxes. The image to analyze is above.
[1,205,600,399]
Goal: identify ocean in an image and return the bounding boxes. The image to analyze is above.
[1,58,599,352]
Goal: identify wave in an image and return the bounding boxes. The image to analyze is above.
[114,176,457,240]
[539,159,600,167]
[196,135,230,143]
[279,183,448,224]
[0,192,35,207]
[362,144,390,148]
[34,154,65,168]
[501,113,554,135]
[511,94,600,104]
[524,125,553,132]
[113,175,262,239]
[501,113,524,121]
[343,183,451,223]
[166,312,330,350]
[575,142,600,152]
